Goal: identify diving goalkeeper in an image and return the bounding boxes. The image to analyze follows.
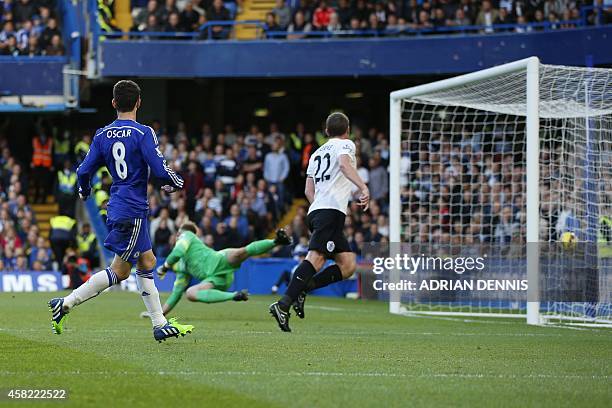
[141,221,292,317]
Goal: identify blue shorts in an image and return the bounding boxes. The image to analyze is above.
[104,217,151,263]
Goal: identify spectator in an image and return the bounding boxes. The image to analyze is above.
[337,0,352,28]
[313,0,334,30]
[207,0,231,39]
[459,0,477,22]
[224,203,249,241]
[13,0,35,24]
[368,156,388,204]
[143,14,161,39]
[14,251,28,271]
[264,137,290,204]
[0,21,15,44]
[352,0,370,27]
[514,14,532,32]
[77,223,98,269]
[416,10,433,29]
[34,243,52,270]
[328,12,342,32]
[16,19,33,49]
[135,0,160,30]
[476,0,499,32]
[368,12,384,31]
[164,11,183,32]
[49,215,76,263]
[74,134,91,165]
[39,17,60,49]
[31,131,53,204]
[431,8,447,27]
[495,206,519,243]
[448,8,471,26]
[533,8,546,29]
[265,11,281,34]
[242,144,263,179]
[544,0,565,18]
[0,35,18,55]
[181,1,201,31]
[159,0,180,24]
[217,148,239,185]
[45,33,64,56]
[213,221,238,250]
[20,34,40,55]
[272,0,291,29]
[182,160,205,215]
[352,155,369,195]
[154,218,173,256]
[150,207,176,240]
[495,7,515,27]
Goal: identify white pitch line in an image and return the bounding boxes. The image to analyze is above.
[0,370,608,381]
[2,327,608,338]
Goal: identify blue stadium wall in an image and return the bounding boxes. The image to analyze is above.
[100,26,612,77]
[0,258,357,297]
[0,57,66,95]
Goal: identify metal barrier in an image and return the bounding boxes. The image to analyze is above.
[95,5,609,41]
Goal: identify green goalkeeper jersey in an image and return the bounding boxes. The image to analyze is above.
[164,230,233,308]
[165,230,224,281]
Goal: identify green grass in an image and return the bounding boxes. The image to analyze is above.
[1,292,610,407]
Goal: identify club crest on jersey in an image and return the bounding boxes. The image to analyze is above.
[326,241,335,252]
[133,251,140,258]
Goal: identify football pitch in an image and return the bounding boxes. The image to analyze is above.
[1,292,610,407]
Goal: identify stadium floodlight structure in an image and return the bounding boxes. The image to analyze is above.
[389,57,612,326]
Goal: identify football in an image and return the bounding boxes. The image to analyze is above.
[560,231,578,251]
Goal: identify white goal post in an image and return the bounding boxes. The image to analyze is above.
[389,57,612,326]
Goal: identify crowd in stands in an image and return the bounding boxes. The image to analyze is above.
[92,120,389,258]
[129,0,610,40]
[269,0,610,37]
[141,121,297,256]
[0,120,98,281]
[0,0,65,56]
[3,113,611,273]
[0,134,50,272]
[132,0,237,39]
[0,116,389,272]
[398,126,612,248]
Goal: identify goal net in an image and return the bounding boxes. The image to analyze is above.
[389,57,612,326]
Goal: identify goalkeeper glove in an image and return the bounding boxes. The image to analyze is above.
[157,263,170,280]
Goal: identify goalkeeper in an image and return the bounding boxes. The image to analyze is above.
[141,221,292,317]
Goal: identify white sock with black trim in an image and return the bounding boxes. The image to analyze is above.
[63,267,118,309]
[136,269,166,328]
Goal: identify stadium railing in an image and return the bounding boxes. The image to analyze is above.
[95,5,609,42]
[98,18,587,40]
[103,20,268,40]
[265,19,585,39]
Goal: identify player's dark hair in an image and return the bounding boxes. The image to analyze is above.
[113,80,141,113]
[325,112,350,137]
[180,221,198,234]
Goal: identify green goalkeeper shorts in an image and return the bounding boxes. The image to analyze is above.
[201,249,237,291]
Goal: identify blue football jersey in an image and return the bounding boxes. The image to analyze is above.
[76,119,184,220]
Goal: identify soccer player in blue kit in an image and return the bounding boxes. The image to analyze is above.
[48,80,194,342]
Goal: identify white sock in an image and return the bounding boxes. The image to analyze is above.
[136,269,166,328]
[64,267,118,309]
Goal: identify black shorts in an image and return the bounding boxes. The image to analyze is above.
[306,209,351,258]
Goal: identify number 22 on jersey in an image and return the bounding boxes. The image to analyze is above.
[313,153,331,183]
